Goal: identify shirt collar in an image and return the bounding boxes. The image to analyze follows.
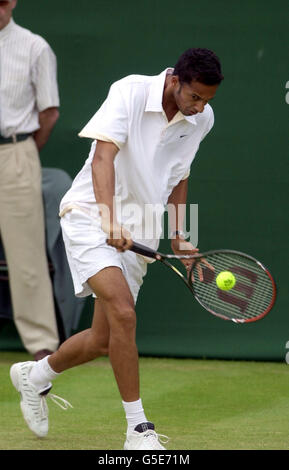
[0,18,16,41]
[145,68,197,126]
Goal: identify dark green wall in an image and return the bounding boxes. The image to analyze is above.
[4,0,289,360]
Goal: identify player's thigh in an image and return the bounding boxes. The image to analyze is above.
[88,266,135,305]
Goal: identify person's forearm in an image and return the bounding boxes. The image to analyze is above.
[92,155,115,226]
[91,141,132,251]
[33,107,59,151]
[167,177,188,236]
[91,141,120,235]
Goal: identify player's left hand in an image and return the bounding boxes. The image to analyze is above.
[171,238,200,276]
[171,238,214,282]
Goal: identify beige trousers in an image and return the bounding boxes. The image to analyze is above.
[0,137,59,354]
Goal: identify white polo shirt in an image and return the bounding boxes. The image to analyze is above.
[60,69,214,247]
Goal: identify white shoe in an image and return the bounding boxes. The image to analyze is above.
[124,422,169,450]
[10,361,72,438]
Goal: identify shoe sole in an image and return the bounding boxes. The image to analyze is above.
[10,362,48,438]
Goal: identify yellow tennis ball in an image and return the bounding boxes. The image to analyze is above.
[216,271,236,290]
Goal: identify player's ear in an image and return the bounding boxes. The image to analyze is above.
[171,75,179,87]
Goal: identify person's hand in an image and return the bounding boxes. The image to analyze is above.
[171,238,214,282]
[102,220,132,252]
[171,238,200,277]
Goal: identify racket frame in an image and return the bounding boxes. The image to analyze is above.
[130,242,277,323]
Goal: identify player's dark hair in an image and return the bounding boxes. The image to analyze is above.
[173,48,224,86]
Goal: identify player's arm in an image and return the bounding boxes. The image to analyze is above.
[167,177,195,249]
[33,107,59,151]
[167,177,188,239]
[167,178,214,281]
[91,140,132,251]
[167,177,200,272]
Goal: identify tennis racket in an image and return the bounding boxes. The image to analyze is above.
[130,242,277,323]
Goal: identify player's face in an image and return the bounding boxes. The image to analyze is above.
[173,77,218,116]
[0,0,16,30]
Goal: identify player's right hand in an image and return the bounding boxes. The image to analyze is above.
[103,221,133,252]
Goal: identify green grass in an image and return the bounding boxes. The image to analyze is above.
[1,351,289,450]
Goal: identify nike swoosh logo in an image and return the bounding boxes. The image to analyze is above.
[180,135,188,138]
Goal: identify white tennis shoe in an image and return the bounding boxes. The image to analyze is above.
[10,361,72,438]
[124,422,168,450]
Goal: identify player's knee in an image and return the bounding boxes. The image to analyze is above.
[111,303,136,332]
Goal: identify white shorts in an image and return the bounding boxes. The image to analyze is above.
[60,208,148,304]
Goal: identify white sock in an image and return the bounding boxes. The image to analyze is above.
[122,398,148,435]
[29,355,60,392]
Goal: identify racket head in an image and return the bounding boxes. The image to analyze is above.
[188,250,277,323]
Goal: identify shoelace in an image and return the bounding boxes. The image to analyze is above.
[156,433,169,445]
[48,393,73,410]
[36,393,73,421]
[131,430,169,449]
[145,431,169,446]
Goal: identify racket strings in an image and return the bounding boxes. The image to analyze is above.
[191,253,274,322]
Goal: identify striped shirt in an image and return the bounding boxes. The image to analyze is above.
[0,19,59,138]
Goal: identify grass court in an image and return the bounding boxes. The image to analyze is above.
[1,352,289,450]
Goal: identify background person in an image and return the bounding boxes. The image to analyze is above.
[0,0,60,360]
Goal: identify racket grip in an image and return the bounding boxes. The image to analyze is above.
[130,241,159,260]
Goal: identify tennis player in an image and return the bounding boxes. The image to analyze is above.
[10,48,223,449]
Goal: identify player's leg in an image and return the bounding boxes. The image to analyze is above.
[27,294,110,397]
[36,265,137,398]
[46,295,110,373]
[88,266,140,402]
[48,265,139,401]
[48,259,160,446]
[86,265,165,448]
[9,266,139,436]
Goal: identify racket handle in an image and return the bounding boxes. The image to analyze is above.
[130,241,159,260]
